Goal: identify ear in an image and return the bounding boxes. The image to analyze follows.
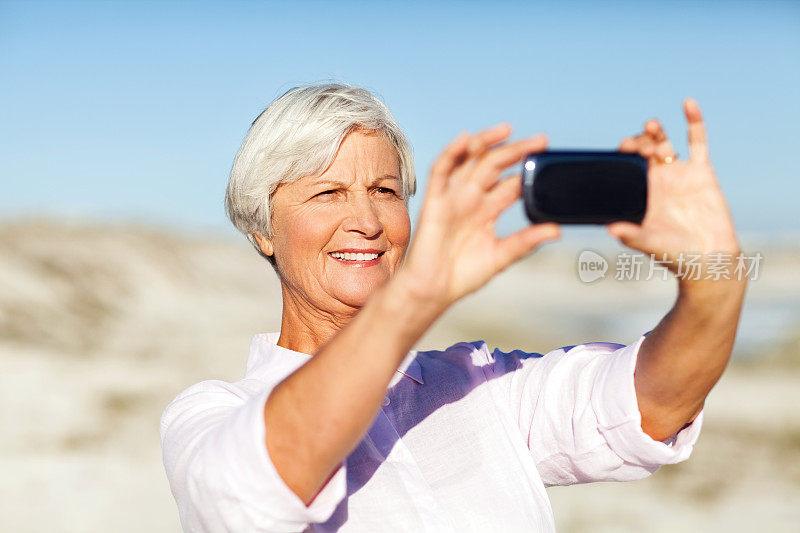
[252,232,275,257]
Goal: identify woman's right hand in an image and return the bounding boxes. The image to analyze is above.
[400,124,561,309]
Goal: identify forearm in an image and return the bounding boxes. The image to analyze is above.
[634,276,747,441]
[264,271,445,504]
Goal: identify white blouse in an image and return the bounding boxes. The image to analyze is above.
[160,332,703,532]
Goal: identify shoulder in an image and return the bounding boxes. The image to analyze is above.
[159,377,269,441]
[159,333,311,442]
[166,376,268,405]
[417,339,492,366]
[413,339,550,383]
[420,340,628,378]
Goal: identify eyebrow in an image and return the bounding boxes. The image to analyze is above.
[311,174,400,188]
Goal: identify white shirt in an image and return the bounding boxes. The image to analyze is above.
[160,332,703,532]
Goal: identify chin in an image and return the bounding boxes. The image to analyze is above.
[332,276,387,308]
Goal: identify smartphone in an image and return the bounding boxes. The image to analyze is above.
[521,151,648,225]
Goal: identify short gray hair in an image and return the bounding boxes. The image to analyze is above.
[225,82,416,266]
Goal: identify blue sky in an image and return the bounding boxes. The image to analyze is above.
[1,0,798,243]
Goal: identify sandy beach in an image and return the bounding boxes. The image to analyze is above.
[2,220,798,532]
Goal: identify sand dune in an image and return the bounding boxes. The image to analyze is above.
[1,219,798,532]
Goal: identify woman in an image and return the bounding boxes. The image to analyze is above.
[161,83,746,532]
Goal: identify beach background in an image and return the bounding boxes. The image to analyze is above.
[2,221,798,532]
[2,1,799,531]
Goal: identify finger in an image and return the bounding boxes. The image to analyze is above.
[466,123,512,160]
[448,123,513,184]
[618,136,637,152]
[483,174,522,222]
[621,133,658,159]
[621,127,674,163]
[645,119,667,143]
[606,221,644,248]
[471,134,548,189]
[450,123,514,183]
[496,222,560,271]
[644,119,677,162]
[684,98,709,163]
[428,131,470,195]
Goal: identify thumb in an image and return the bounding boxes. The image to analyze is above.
[496,223,561,270]
[606,222,643,247]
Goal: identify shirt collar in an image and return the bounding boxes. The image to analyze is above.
[246,332,424,385]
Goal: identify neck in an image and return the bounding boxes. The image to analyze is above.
[277,284,360,354]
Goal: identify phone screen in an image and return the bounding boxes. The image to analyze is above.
[522,151,647,224]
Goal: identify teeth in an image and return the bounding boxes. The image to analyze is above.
[330,251,380,261]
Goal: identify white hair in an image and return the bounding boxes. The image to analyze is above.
[225,82,416,266]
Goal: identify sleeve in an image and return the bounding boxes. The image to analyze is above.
[159,378,347,532]
[493,335,704,487]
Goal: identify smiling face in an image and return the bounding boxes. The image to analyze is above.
[257,130,411,312]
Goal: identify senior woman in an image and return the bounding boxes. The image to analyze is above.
[161,83,745,532]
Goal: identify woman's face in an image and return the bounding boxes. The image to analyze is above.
[262,130,411,311]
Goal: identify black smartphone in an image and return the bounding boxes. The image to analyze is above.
[521,150,648,225]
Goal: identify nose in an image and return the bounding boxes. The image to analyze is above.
[342,193,383,238]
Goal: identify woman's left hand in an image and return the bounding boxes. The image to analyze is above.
[614,103,748,440]
[608,99,741,277]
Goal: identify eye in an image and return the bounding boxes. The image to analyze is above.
[314,189,339,198]
[376,187,398,196]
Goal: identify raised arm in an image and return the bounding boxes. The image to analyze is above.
[609,99,747,441]
[265,125,561,504]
